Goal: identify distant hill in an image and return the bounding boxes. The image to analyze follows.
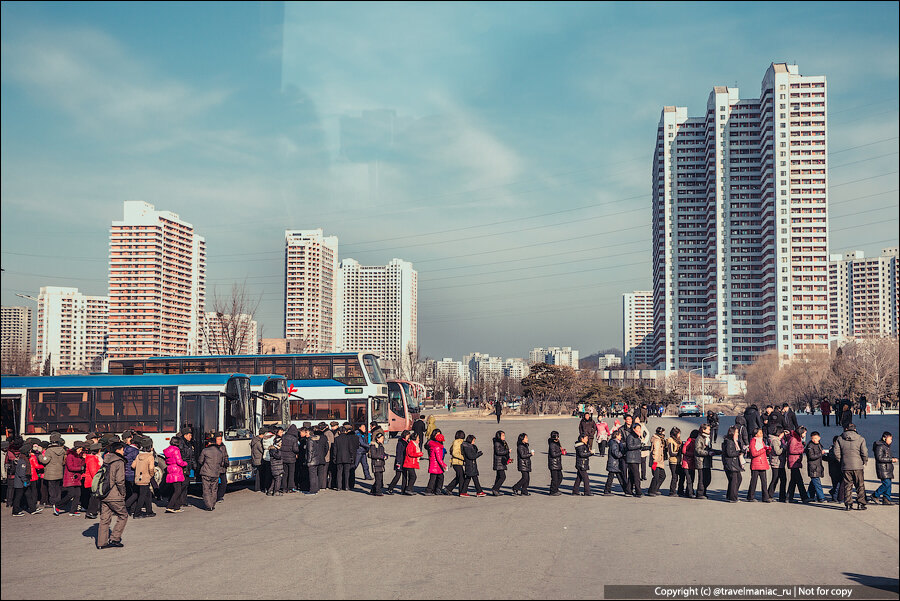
[579,348,622,370]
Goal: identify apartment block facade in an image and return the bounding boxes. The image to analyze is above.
[829,248,899,340]
[201,312,259,355]
[1,305,32,361]
[336,258,417,367]
[652,63,829,375]
[36,286,108,374]
[108,201,206,358]
[284,229,338,353]
[528,346,580,369]
[622,291,653,367]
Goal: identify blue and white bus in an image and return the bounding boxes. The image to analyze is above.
[106,352,391,432]
[0,373,287,484]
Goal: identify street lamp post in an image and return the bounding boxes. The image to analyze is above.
[699,354,717,416]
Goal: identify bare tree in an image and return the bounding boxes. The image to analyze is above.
[854,338,899,410]
[202,282,261,355]
[1,350,36,375]
[744,352,782,406]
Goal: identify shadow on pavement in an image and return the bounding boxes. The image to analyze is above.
[843,572,899,593]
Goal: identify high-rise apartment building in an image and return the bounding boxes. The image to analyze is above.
[336,258,417,367]
[528,347,580,369]
[36,286,108,374]
[502,358,530,379]
[201,312,259,355]
[465,352,503,382]
[623,291,653,367]
[652,63,828,375]
[108,201,206,358]
[1,306,32,362]
[829,248,899,340]
[284,229,338,353]
[431,357,468,389]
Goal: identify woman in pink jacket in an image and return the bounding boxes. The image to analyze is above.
[595,420,611,456]
[424,431,447,496]
[746,427,772,502]
[164,442,188,513]
[785,427,810,504]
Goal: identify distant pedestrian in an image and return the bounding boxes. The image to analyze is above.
[571,433,592,496]
[603,430,627,495]
[425,415,437,442]
[596,420,610,456]
[491,430,510,496]
[721,426,743,502]
[871,431,895,506]
[706,410,719,443]
[412,416,427,450]
[547,431,564,496]
[494,400,503,424]
[579,413,596,456]
[97,442,128,549]
[459,435,485,497]
[820,400,832,427]
[511,433,533,496]
[833,423,868,510]
[782,404,800,434]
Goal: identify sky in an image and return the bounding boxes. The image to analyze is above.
[1,1,898,361]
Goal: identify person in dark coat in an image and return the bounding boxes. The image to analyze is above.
[281,425,300,493]
[511,433,532,496]
[11,442,36,516]
[97,443,128,549]
[198,437,221,510]
[250,428,265,493]
[571,433,593,496]
[547,431,564,496]
[267,436,284,496]
[706,411,720,443]
[782,403,799,434]
[494,400,503,424]
[744,405,762,438]
[833,423,868,510]
[385,431,409,495]
[354,423,372,482]
[624,424,644,497]
[334,425,359,491]
[491,431,510,496]
[603,430,627,495]
[368,432,387,496]
[871,432,896,505]
[721,426,743,502]
[214,431,230,502]
[734,415,749,450]
[412,417,427,449]
[578,413,596,456]
[785,427,809,504]
[839,403,852,430]
[805,431,826,502]
[306,426,327,495]
[826,434,843,503]
[459,435,484,496]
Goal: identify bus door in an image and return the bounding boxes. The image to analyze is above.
[1,394,21,438]
[179,393,219,477]
[349,399,368,442]
[387,383,408,435]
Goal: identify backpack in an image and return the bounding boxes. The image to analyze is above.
[91,462,113,499]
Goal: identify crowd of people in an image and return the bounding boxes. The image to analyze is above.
[2,405,896,550]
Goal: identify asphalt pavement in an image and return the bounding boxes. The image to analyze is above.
[1,413,897,599]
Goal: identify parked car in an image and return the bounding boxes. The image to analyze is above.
[678,400,702,418]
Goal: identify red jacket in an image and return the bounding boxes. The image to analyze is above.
[29,453,44,481]
[63,450,86,487]
[426,439,447,474]
[819,400,831,415]
[748,437,770,471]
[680,438,695,470]
[786,432,805,469]
[84,454,102,488]
[402,440,423,469]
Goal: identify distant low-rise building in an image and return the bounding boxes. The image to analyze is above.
[529,347,580,370]
[597,353,622,370]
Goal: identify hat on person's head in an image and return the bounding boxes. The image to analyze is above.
[302,421,312,428]
[87,432,100,440]
[180,427,192,437]
[109,441,125,453]
[121,429,134,440]
[215,431,224,438]
[89,442,102,452]
[259,427,269,435]
[329,421,338,427]
[317,422,327,429]
[49,432,63,443]
[39,441,50,449]
[139,439,152,452]
[73,441,85,450]
[25,437,40,445]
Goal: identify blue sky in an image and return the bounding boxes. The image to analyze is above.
[2,1,898,359]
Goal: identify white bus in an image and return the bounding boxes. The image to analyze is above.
[0,373,287,484]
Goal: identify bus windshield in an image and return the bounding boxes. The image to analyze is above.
[400,382,420,413]
[225,376,252,440]
[363,354,386,385]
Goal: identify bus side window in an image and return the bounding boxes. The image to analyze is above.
[294,359,311,379]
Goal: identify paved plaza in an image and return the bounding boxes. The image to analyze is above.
[2,414,898,599]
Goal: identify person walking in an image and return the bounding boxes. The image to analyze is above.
[547,431,564,496]
[402,433,423,495]
[443,431,466,495]
[596,420,610,457]
[666,428,682,497]
[833,423,868,510]
[494,400,503,424]
[97,442,128,549]
[805,431,827,503]
[424,430,447,495]
[198,436,221,510]
[647,427,667,496]
[354,423,372,482]
[679,431,697,498]
[785,427,809,504]
[491,430,510,496]
[425,415,437,443]
[579,412,596,457]
[367,432,387,496]
[412,416,427,451]
[624,423,643,497]
[767,427,788,502]
[694,424,714,499]
[163,438,188,513]
[11,442,36,516]
[511,433,533,496]
[130,438,155,518]
[83,443,103,519]
[42,433,66,513]
[721,426,743,503]
[603,429,627,495]
[571,433,593,496]
[820,400,832,427]
[459,435,485,497]
[385,430,410,495]
[746,428,772,502]
[871,431,896,505]
[281,424,300,493]
[57,442,86,516]
[706,410,720,444]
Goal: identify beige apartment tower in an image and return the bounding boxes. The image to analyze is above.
[284,229,338,353]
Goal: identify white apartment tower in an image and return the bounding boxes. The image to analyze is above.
[528,347,580,369]
[829,248,899,340]
[1,306,32,361]
[652,63,829,375]
[36,286,108,374]
[108,201,206,358]
[284,229,338,353]
[201,312,259,356]
[337,258,417,366]
[623,291,653,367]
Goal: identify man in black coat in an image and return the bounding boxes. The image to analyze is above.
[624,425,644,497]
[280,425,300,493]
[412,417,427,448]
[333,425,359,491]
[571,434,593,496]
[385,431,409,495]
[782,403,799,433]
[744,405,762,437]
[578,413,597,457]
[547,431,563,496]
[305,426,327,495]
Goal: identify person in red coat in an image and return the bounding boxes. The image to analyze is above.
[785,427,810,503]
[820,400,832,427]
[746,427,772,502]
[57,443,86,515]
[401,434,423,495]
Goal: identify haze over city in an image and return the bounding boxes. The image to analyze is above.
[2,2,898,359]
